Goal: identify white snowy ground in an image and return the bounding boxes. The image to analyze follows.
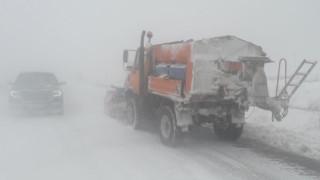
[0,79,319,180]
[244,75,320,160]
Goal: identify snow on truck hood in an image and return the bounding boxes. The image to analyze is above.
[192,36,267,62]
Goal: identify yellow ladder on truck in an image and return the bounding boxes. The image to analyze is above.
[278,59,317,100]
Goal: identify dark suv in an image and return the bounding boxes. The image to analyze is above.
[9,72,65,115]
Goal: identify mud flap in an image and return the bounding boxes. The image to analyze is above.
[174,106,193,128]
[230,108,245,124]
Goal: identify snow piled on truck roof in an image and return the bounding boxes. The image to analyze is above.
[192,36,267,62]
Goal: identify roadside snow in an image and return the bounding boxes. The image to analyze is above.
[244,76,320,160]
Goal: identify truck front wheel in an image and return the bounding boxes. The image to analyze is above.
[126,98,141,129]
[159,105,185,146]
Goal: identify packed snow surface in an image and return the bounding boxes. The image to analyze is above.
[0,79,319,180]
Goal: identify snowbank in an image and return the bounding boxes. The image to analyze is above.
[244,76,320,160]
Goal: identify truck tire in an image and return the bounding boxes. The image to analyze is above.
[159,105,185,146]
[126,98,141,129]
[214,123,243,141]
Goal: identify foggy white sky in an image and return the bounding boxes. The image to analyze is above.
[1,0,319,85]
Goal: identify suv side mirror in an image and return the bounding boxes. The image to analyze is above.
[123,50,129,63]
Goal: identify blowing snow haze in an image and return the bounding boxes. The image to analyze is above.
[1,0,320,180]
[1,0,320,84]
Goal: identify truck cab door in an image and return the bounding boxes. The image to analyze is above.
[128,51,141,94]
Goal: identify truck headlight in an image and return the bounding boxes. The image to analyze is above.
[10,91,19,98]
[53,90,62,97]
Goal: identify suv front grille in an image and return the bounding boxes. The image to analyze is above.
[21,90,53,102]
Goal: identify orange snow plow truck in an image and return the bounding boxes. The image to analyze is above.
[122,31,317,146]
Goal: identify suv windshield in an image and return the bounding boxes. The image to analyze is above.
[15,72,58,88]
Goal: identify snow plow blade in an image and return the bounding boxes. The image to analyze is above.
[104,86,126,118]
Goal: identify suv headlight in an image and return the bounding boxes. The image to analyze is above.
[10,91,20,98]
[53,90,62,97]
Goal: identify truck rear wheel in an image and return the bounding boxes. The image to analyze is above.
[214,123,243,141]
[159,105,185,146]
[126,98,141,129]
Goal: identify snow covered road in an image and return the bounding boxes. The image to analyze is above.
[0,81,319,180]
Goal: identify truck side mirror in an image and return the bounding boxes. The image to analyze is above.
[126,65,132,71]
[123,50,129,63]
